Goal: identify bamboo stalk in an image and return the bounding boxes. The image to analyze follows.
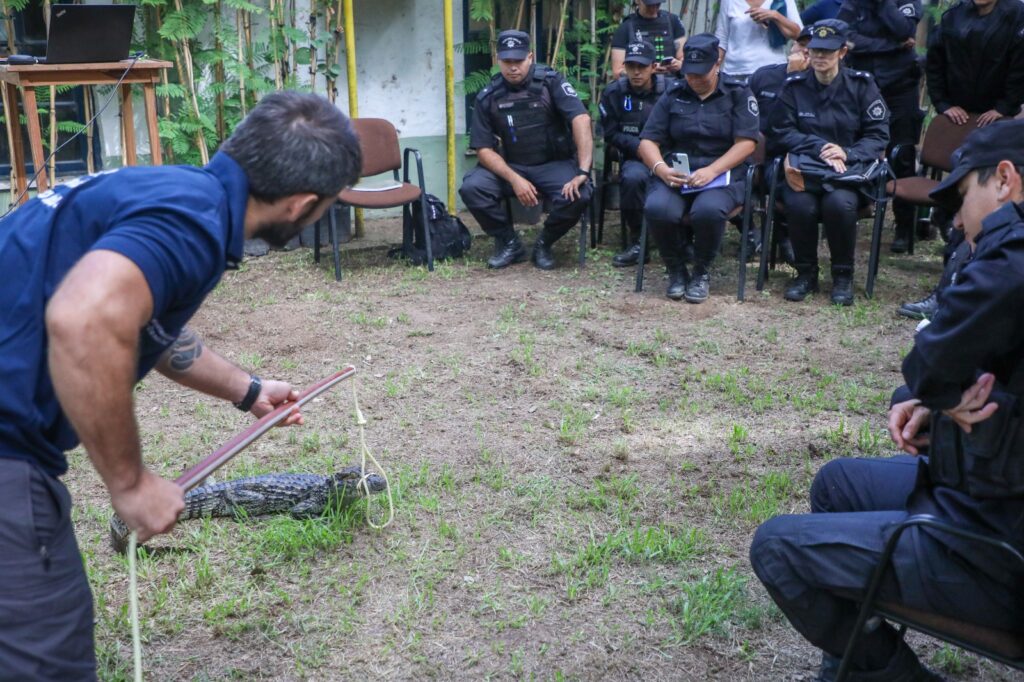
[513,0,526,30]
[329,0,343,103]
[153,6,175,163]
[529,0,537,58]
[269,0,283,89]
[48,86,56,186]
[550,0,569,68]
[244,11,255,101]
[308,0,317,92]
[174,0,209,163]
[236,11,247,116]
[1,84,18,199]
[1,0,16,55]
[290,0,298,81]
[214,1,226,141]
[589,0,596,110]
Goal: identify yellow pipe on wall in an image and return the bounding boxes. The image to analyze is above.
[443,0,456,209]
[343,0,363,236]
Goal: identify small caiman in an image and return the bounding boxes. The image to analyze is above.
[110,466,386,553]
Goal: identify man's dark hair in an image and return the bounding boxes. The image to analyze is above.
[220,91,362,202]
[976,164,1024,186]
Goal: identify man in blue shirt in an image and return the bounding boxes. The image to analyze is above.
[0,91,361,679]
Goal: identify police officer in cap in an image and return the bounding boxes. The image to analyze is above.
[837,0,923,253]
[460,30,593,270]
[600,41,668,267]
[610,0,686,78]
[637,33,759,303]
[770,19,889,306]
[750,119,1024,682]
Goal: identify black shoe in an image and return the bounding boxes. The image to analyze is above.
[612,242,648,267]
[891,225,911,254]
[897,291,938,320]
[666,268,689,300]
[830,275,854,306]
[740,235,761,262]
[487,235,526,269]
[532,236,556,270]
[784,272,819,302]
[684,268,711,303]
[779,238,796,267]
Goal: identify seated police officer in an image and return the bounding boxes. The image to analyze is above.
[770,19,889,306]
[750,119,1024,682]
[459,30,593,270]
[610,0,686,78]
[747,25,811,266]
[637,33,758,303]
[599,41,668,267]
[837,0,923,254]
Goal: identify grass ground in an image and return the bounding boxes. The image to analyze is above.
[64,219,1022,681]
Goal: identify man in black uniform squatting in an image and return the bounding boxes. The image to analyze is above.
[750,119,1024,682]
[837,0,923,254]
[459,30,593,270]
[600,40,668,267]
[609,0,686,78]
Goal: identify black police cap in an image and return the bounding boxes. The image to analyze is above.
[806,19,849,50]
[496,30,531,60]
[930,119,1024,211]
[624,40,656,66]
[681,33,720,75]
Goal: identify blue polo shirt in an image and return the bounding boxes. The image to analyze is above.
[0,152,247,477]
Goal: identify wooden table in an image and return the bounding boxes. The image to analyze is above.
[0,59,172,204]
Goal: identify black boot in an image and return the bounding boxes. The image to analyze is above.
[487,234,526,269]
[891,223,911,254]
[897,290,938,320]
[612,242,646,267]
[666,266,689,300]
[684,265,711,303]
[532,234,557,270]
[830,267,854,307]
[784,267,819,302]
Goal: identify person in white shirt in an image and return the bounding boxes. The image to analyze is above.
[714,0,803,82]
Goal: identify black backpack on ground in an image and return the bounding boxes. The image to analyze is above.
[389,194,472,266]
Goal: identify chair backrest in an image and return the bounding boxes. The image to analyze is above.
[920,114,979,173]
[350,118,401,178]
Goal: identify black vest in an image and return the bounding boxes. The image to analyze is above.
[488,67,570,166]
[622,11,674,61]
[615,74,666,137]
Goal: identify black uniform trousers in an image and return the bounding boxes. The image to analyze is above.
[644,177,745,271]
[0,458,96,681]
[459,159,592,243]
[883,83,925,235]
[750,455,1019,680]
[783,186,861,276]
[619,159,650,236]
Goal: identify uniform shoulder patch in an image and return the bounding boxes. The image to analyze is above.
[898,2,916,16]
[747,95,759,117]
[561,81,578,98]
[867,98,889,121]
[848,69,871,79]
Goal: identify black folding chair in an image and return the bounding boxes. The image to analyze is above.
[836,514,1024,682]
[596,145,627,250]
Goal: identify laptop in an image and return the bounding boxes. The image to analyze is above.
[43,4,136,64]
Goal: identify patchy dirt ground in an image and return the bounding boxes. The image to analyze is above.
[66,214,1022,681]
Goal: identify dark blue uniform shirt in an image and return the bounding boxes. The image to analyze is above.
[769,68,890,164]
[800,0,843,24]
[599,74,667,161]
[925,0,1024,117]
[0,152,247,477]
[837,0,921,90]
[640,77,760,170]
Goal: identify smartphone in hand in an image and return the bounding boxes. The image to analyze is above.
[670,153,690,176]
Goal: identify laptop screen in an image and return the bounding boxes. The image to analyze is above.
[46,4,136,64]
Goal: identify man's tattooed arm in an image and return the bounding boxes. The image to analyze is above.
[162,327,204,374]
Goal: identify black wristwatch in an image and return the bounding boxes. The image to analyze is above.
[576,167,591,178]
[234,375,262,412]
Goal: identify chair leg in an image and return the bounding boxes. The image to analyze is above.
[597,186,606,247]
[328,205,342,282]
[737,180,756,302]
[635,216,648,293]
[314,216,322,264]
[758,207,775,291]
[418,195,434,271]
[866,202,886,299]
[590,190,598,249]
[578,203,588,268]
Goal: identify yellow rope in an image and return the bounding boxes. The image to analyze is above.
[351,377,393,529]
[128,531,143,682]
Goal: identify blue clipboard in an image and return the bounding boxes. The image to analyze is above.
[679,169,730,194]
